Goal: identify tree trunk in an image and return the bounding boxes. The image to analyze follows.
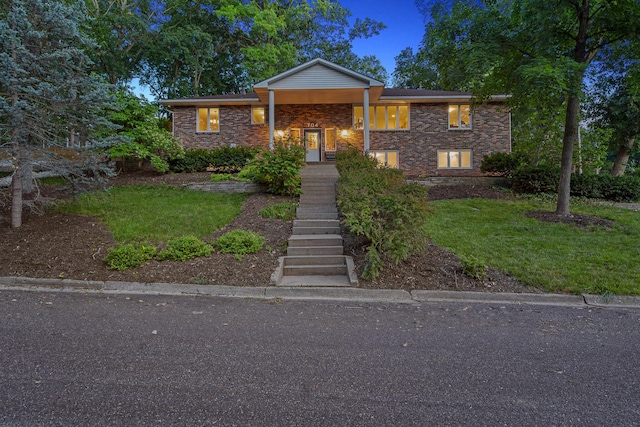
[19,143,34,194]
[11,158,23,229]
[611,137,634,176]
[556,95,580,216]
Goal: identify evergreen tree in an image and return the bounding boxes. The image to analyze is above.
[0,0,117,228]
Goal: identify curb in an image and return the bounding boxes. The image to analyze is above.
[0,276,638,309]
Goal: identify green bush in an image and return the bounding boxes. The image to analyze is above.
[590,174,640,202]
[210,173,234,182]
[511,164,560,194]
[104,243,157,270]
[259,200,298,221]
[157,236,214,261]
[514,170,640,202]
[244,143,306,196]
[336,148,429,280]
[215,229,265,260]
[169,147,256,173]
[480,152,528,177]
[460,254,487,280]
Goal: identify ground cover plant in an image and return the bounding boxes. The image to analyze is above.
[424,198,640,295]
[55,185,246,243]
[215,229,265,260]
[258,200,297,221]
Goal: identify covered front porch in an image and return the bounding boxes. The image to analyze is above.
[252,58,385,160]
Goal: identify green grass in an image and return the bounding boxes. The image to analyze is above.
[424,198,640,295]
[55,185,247,243]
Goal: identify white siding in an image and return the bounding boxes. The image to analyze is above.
[269,64,369,89]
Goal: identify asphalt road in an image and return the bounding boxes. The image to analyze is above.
[1,290,639,426]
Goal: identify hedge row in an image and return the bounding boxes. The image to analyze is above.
[168,147,257,173]
[511,165,640,202]
[336,149,429,280]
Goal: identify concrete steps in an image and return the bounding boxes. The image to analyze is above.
[271,163,358,287]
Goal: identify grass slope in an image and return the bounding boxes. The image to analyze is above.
[424,198,640,295]
[57,185,247,243]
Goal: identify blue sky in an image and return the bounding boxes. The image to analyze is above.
[342,0,426,76]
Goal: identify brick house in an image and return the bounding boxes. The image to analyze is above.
[160,58,511,177]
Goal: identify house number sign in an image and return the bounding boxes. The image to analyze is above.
[305,122,319,128]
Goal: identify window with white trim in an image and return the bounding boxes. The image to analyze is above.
[448,104,471,129]
[369,151,399,168]
[252,106,265,124]
[437,149,472,169]
[354,105,409,130]
[325,128,336,151]
[197,107,219,132]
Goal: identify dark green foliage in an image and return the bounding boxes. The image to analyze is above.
[104,243,157,270]
[215,229,265,260]
[571,174,640,202]
[336,149,430,280]
[243,143,306,196]
[105,90,183,173]
[259,200,298,221]
[169,147,257,173]
[157,236,213,261]
[480,152,529,177]
[511,164,560,194]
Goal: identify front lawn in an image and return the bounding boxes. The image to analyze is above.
[424,198,640,295]
[55,184,247,243]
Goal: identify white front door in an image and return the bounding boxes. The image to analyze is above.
[304,129,321,162]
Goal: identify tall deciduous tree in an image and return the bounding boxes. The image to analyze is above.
[217,0,388,84]
[0,0,117,228]
[141,0,244,98]
[415,0,640,215]
[84,0,158,85]
[586,43,640,176]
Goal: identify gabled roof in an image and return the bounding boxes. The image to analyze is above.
[159,60,507,107]
[252,58,385,104]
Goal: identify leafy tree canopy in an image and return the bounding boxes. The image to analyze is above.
[411,0,640,214]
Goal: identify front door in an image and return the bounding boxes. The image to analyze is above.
[304,129,321,162]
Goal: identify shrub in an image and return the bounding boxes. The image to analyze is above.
[210,173,234,182]
[104,243,157,270]
[215,229,265,260]
[169,147,256,173]
[594,174,640,202]
[570,174,604,199]
[105,91,184,173]
[156,236,213,261]
[259,200,298,221]
[244,143,306,196]
[511,164,560,194]
[460,254,487,280]
[480,152,528,177]
[336,148,429,279]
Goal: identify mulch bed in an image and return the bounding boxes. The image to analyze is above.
[0,171,605,294]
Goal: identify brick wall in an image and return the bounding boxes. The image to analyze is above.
[171,102,510,177]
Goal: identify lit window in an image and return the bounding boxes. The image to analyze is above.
[437,150,472,169]
[354,105,409,130]
[287,128,301,146]
[252,107,265,124]
[369,151,399,168]
[325,128,336,151]
[448,104,472,129]
[197,107,219,132]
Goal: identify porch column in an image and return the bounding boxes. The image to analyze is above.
[363,88,370,152]
[269,89,275,150]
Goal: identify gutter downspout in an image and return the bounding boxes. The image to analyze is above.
[269,89,275,150]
